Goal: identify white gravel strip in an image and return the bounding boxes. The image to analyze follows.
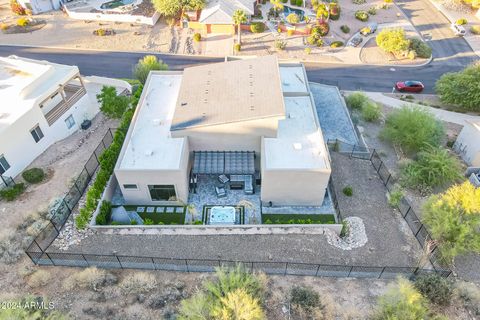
[326,217,368,250]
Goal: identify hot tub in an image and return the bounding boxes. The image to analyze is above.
[209,206,236,225]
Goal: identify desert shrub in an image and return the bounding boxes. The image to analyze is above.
[0,23,9,31]
[193,32,201,41]
[345,91,368,109]
[401,145,462,189]
[64,267,116,291]
[16,17,29,27]
[287,29,294,36]
[384,0,393,2]
[361,101,381,122]
[95,201,112,225]
[133,55,168,85]
[286,13,300,24]
[330,40,344,48]
[120,272,157,294]
[342,186,353,196]
[329,3,340,20]
[304,47,312,54]
[233,43,241,52]
[340,220,349,238]
[27,270,51,288]
[352,0,366,4]
[456,18,467,25]
[307,35,323,47]
[10,0,25,15]
[0,183,25,201]
[144,218,154,225]
[312,22,329,36]
[368,6,377,15]
[211,288,265,320]
[250,22,265,33]
[409,37,432,58]
[471,25,480,35]
[376,28,410,54]
[422,181,480,261]
[455,281,480,316]
[340,25,350,33]
[22,168,45,183]
[380,106,444,154]
[387,186,403,208]
[274,39,287,50]
[355,10,369,22]
[290,286,320,311]
[373,277,429,320]
[414,274,453,305]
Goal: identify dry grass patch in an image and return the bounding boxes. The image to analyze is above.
[27,269,51,288]
[120,272,157,294]
[63,267,116,291]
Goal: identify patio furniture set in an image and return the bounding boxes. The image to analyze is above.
[215,174,254,198]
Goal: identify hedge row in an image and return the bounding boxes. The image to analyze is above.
[75,85,143,229]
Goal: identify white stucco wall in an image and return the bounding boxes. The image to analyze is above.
[456,122,480,166]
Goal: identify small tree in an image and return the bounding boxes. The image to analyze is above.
[133,55,168,85]
[422,181,480,262]
[96,86,130,119]
[435,62,480,111]
[376,28,410,55]
[232,9,248,44]
[380,105,444,154]
[211,289,265,320]
[286,12,300,24]
[152,0,205,17]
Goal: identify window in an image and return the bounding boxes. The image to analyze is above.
[30,125,44,143]
[123,184,138,190]
[0,155,10,175]
[148,185,176,201]
[65,115,75,129]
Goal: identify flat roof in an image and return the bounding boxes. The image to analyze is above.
[263,66,330,171]
[171,56,285,131]
[118,73,186,170]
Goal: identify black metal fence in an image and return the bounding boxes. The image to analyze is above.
[326,138,371,160]
[0,175,15,190]
[25,128,116,255]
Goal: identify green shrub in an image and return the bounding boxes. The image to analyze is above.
[330,40,344,48]
[312,22,329,36]
[290,286,320,311]
[274,39,287,50]
[414,274,453,306]
[130,219,138,225]
[22,168,45,183]
[233,43,241,51]
[340,25,350,33]
[250,22,265,33]
[345,91,368,109]
[471,25,480,35]
[193,32,201,42]
[340,220,349,238]
[97,86,131,119]
[401,145,463,189]
[296,0,303,6]
[361,101,381,122]
[376,28,410,54]
[352,0,366,4]
[329,3,340,20]
[456,18,467,25]
[0,183,25,201]
[387,186,403,208]
[373,278,429,320]
[193,220,203,225]
[16,17,28,27]
[95,201,112,225]
[342,186,353,196]
[409,37,432,58]
[380,106,444,154]
[286,13,300,24]
[144,218,154,225]
[133,55,168,85]
[355,10,369,22]
[368,6,377,15]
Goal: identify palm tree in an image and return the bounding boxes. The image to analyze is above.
[232,9,247,44]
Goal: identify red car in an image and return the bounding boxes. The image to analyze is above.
[395,81,424,93]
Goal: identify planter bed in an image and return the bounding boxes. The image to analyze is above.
[122,205,186,225]
[262,214,336,224]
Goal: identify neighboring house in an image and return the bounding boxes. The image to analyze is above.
[455,120,480,167]
[17,0,61,14]
[188,0,255,33]
[0,55,131,179]
[114,56,331,207]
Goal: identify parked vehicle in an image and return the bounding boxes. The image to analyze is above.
[349,35,363,47]
[395,80,425,93]
[451,23,466,36]
[360,22,378,36]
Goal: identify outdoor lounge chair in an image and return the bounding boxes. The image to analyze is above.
[218,174,229,184]
[215,186,227,198]
[244,175,254,195]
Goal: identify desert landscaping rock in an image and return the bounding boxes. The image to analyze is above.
[326,217,368,250]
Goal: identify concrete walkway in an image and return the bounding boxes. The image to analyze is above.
[362,92,480,126]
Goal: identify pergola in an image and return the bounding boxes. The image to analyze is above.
[192,151,255,175]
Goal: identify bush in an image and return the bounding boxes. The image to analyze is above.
[0,183,25,201]
[330,40,344,48]
[307,35,323,46]
[414,274,453,305]
[352,0,366,4]
[22,168,45,183]
[456,18,467,25]
[193,32,201,41]
[120,272,157,294]
[97,86,130,119]
[287,29,294,36]
[312,22,329,36]
[16,17,28,27]
[340,220,349,238]
[455,281,480,316]
[409,37,432,58]
[95,201,112,225]
[133,55,168,85]
[368,6,377,15]
[361,101,381,122]
[373,278,429,320]
[340,25,350,33]
[376,28,410,54]
[233,43,241,51]
[296,0,303,6]
[290,286,320,311]
[304,47,312,54]
[286,13,300,24]
[471,25,480,35]
[355,10,369,22]
[329,3,340,20]
[144,218,154,225]
[342,186,353,196]
[274,39,287,50]
[64,267,116,291]
[250,22,265,33]
[401,145,462,189]
[345,91,368,109]
[27,270,51,288]
[0,23,9,31]
[380,106,444,154]
[387,186,403,208]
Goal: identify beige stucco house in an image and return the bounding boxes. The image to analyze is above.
[455,120,480,167]
[114,56,331,208]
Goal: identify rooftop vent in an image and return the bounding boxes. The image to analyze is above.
[181,102,187,106]
[145,149,154,156]
[293,143,302,150]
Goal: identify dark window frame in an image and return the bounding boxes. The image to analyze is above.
[123,184,138,190]
[65,114,75,129]
[148,185,177,201]
[30,125,44,143]
[0,155,10,175]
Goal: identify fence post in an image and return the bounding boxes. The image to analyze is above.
[151,257,156,270]
[378,267,385,279]
[347,266,353,277]
[49,219,60,234]
[116,255,123,269]
[315,264,321,277]
[385,174,391,187]
[376,161,382,173]
[350,144,356,158]
[45,252,55,266]
[403,206,411,218]
[415,225,423,237]
[284,262,288,276]
[83,254,90,267]
[185,259,190,272]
